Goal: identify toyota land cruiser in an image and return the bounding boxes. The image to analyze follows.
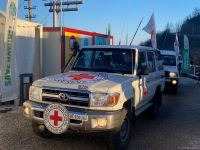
[23,45,165,149]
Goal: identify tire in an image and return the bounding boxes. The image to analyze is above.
[108,110,133,150]
[32,122,53,138]
[148,89,161,118]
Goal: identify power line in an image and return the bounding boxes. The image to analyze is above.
[43,0,84,27]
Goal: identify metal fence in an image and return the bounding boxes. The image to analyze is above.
[189,65,200,81]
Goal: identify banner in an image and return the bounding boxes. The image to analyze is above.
[1,0,18,102]
[181,35,190,75]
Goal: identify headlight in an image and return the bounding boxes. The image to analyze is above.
[90,93,120,107]
[169,72,177,77]
[29,86,42,101]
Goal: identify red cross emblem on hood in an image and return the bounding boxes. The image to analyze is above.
[67,74,95,81]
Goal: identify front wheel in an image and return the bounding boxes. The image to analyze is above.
[108,110,133,150]
[148,89,162,118]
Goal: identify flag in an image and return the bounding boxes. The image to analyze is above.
[174,33,179,55]
[143,13,157,49]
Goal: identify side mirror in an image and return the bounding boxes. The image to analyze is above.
[140,66,149,75]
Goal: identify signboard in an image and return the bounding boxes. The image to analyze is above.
[1,0,18,102]
[181,35,190,75]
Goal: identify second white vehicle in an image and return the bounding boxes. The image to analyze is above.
[160,50,179,93]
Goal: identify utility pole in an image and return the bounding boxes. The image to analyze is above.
[60,0,63,35]
[44,0,84,27]
[24,0,36,22]
[53,0,57,27]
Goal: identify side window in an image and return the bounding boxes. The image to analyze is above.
[74,51,93,68]
[147,52,156,72]
[137,51,147,73]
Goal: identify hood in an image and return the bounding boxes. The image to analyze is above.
[33,71,133,93]
[163,65,178,73]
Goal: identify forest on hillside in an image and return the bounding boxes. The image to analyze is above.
[141,8,200,65]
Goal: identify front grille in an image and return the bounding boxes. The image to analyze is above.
[42,88,89,107]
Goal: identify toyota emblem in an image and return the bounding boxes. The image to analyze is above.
[58,93,69,101]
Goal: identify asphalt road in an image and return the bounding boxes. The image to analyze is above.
[0,78,200,150]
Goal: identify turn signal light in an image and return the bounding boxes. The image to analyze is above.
[23,106,30,116]
[107,93,120,106]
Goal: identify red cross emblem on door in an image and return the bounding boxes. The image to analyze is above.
[143,87,148,96]
[50,110,63,126]
[68,74,95,81]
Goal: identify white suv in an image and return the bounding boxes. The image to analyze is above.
[160,50,179,93]
[23,45,165,149]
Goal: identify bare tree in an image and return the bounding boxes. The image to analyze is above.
[175,21,182,32]
[192,7,200,17]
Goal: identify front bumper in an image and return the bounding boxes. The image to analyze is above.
[23,100,126,133]
[165,77,179,86]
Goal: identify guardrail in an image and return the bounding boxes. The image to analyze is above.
[189,65,200,83]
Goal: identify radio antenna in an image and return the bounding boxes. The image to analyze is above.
[130,17,144,45]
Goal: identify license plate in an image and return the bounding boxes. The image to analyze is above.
[69,112,88,121]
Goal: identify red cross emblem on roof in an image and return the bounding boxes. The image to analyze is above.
[50,110,63,126]
[68,74,95,81]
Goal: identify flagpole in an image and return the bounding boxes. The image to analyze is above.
[130,17,144,45]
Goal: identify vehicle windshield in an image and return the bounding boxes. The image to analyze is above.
[161,55,176,66]
[71,48,135,74]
